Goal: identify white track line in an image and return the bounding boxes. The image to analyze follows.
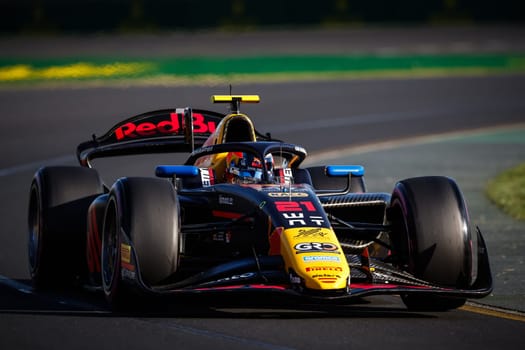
[0,155,76,177]
[2,123,523,177]
[303,122,525,166]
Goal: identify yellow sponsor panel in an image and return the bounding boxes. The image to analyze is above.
[120,244,131,264]
[280,227,350,290]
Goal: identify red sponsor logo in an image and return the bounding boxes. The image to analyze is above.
[115,112,216,140]
[275,201,316,212]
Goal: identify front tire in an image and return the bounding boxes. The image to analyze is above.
[101,177,181,308]
[28,166,103,289]
[388,176,473,311]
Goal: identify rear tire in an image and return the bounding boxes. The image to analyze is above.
[388,176,473,311]
[28,166,104,289]
[102,177,180,308]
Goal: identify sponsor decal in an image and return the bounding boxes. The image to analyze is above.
[308,216,325,226]
[218,195,233,205]
[303,256,341,262]
[275,200,315,212]
[282,213,326,226]
[293,228,330,239]
[289,273,302,284]
[191,113,217,133]
[305,266,343,272]
[120,243,135,276]
[115,113,180,140]
[312,274,340,279]
[120,244,131,264]
[120,243,135,272]
[268,192,308,198]
[294,242,339,253]
[121,268,136,279]
[191,146,214,157]
[212,232,231,243]
[317,277,338,284]
[275,169,286,185]
[114,112,216,141]
[274,200,326,227]
[200,168,214,187]
[282,168,293,185]
[283,212,306,226]
[294,146,307,154]
[209,272,255,284]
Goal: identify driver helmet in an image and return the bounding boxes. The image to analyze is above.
[225,152,274,184]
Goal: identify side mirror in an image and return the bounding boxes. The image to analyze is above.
[325,165,364,177]
[155,165,199,178]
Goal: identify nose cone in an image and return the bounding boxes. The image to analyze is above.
[278,227,350,291]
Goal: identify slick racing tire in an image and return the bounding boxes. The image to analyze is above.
[307,166,366,193]
[28,166,104,289]
[388,176,473,311]
[102,177,180,308]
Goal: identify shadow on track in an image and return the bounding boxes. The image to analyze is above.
[0,279,437,319]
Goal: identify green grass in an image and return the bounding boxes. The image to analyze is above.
[486,163,525,220]
[1,54,525,85]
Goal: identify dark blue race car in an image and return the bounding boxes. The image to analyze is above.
[28,95,492,311]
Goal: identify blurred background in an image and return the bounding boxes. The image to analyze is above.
[1,0,523,35]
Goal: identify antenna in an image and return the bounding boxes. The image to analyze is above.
[229,85,236,112]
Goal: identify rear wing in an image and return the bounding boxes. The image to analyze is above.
[76,108,224,167]
[76,106,276,167]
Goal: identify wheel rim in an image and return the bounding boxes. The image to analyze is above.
[27,187,41,274]
[102,200,119,292]
[388,197,411,270]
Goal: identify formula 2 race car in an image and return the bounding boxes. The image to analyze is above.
[28,94,492,311]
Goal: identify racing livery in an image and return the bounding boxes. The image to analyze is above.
[28,95,492,310]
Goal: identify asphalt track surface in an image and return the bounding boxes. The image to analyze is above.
[2,26,525,57]
[1,28,525,349]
